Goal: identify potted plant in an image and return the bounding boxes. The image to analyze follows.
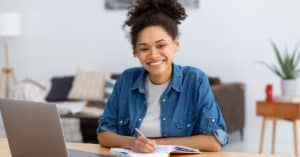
[260,41,300,98]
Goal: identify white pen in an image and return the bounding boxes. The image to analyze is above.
[135,128,146,137]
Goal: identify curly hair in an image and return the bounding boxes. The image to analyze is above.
[123,0,187,54]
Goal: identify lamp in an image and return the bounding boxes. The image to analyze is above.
[0,12,21,98]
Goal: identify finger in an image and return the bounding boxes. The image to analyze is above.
[148,139,156,147]
[141,140,156,151]
[137,136,149,143]
[134,139,155,153]
[145,139,156,148]
[137,137,155,148]
[143,143,156,152]
[135,138,149,149]
[138,136,154,145]
[131,141,145,153]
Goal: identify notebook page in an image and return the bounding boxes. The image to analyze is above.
[110,145,200,157]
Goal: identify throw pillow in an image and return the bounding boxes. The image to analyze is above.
[68,70,108,101]
[46,76,74,102]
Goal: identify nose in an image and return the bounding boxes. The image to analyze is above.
[150,47,160,57]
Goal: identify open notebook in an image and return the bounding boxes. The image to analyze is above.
[110,145,201,157]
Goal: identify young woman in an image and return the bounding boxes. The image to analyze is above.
[97,0,228,152]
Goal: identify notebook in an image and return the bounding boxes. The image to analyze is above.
[110,145,201,157]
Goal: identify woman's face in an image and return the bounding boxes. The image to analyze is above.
[135,26,179,83]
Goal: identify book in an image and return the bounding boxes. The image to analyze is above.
[110,145,201,157]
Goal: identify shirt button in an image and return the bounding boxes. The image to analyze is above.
[138,118,142,121]
[162,117,166,121]
[187,123,191,127]
[212,119,215,122]
[119,120,123,124]
[161,98,166,102]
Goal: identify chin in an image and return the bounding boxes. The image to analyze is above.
[147,68,167,76]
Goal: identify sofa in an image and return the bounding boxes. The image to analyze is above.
[10,74,245,143]
[209,77,245,140]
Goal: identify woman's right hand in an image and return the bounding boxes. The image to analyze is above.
[129,136,156,153]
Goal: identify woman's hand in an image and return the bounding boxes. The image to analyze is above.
[129,136,156,153]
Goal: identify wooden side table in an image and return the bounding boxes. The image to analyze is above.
[256,101,300,156]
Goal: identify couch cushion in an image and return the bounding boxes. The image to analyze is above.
[46,76,74,102]
[68,69,108,101]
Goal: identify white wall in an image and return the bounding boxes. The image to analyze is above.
[1,0,300,141]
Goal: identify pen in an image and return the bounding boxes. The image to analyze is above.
[135,128,146,137]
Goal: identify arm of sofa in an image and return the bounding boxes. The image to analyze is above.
[211,83,245,135]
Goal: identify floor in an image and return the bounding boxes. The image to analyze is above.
[0,113,298,156]
[223,121,299,156]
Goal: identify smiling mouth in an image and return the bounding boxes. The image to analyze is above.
[147,60,165,67]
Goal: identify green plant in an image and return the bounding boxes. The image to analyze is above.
[260,41,300,80]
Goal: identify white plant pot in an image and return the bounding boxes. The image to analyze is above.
[281,79,298,98]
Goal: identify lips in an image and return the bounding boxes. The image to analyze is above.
[147,60,164,66]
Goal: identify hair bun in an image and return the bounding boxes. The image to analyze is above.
[127,0,187,25]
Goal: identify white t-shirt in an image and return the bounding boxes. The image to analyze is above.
[139,76,169,137]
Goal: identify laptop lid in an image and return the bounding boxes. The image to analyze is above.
[0,99,68,157]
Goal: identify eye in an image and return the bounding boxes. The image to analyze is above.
[157,44,166,49]
[139,48,149,52]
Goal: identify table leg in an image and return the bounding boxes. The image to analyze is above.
[0,72,3,92]
[293,120,298,156]
[259,117,266,153]
[271,120,276,154]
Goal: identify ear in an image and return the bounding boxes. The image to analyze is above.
[174,37,180,52]
[133,49,137,57]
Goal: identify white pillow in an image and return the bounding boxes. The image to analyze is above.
[11,79,51,102]
[68,69,108,101]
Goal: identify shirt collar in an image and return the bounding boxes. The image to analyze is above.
[131,63,183,94]
[131,70,147,94]
[171,64,183,92]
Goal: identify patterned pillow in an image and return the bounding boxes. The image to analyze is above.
[68,69,108,101]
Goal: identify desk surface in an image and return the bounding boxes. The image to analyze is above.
[0,139,293,157]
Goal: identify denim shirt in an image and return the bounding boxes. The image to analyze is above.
[97,64,228,146]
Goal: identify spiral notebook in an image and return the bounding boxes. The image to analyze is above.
[110,145,201,157]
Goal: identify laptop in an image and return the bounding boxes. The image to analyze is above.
[0,99,113,157]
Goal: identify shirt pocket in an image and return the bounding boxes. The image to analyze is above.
[117,118,130,135]
[174,116,196,136]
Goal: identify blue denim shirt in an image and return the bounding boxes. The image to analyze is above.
[97,64,228,146]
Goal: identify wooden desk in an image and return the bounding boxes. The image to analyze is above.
[256,101,300,156]
[0,139,294,157]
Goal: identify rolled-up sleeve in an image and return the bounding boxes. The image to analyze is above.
[194,75,229,146]
[96,75,122,134]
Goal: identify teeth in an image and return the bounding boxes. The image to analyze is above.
[149,61,163,66]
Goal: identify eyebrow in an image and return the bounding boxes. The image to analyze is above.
[155,39,165,43]
[137,39,166,46]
